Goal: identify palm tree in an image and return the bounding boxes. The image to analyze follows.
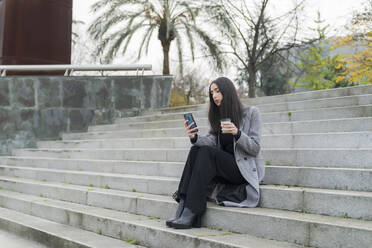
[88,0,225,75]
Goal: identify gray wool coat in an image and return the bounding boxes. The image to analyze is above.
[192,106,265,207]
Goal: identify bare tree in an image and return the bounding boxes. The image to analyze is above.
[206,0,307,97]
[170,66,209,106]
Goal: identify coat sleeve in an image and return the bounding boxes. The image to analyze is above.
[235,107,261,156]
[193,133,217,147]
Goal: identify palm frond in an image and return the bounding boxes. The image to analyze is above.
[91,0,148,13]
[204,1,237,39]
[192,26,225,71]
[103,22,148,62]
[88,4,126,40]
[89,15,128,41]
[177,1,198,22]
[89,1,151,40]
[102,32,127,63]
[138,24,157,59]
[96,34,116,58]
[145,26,155,55]
[90,0,111,13]
[120,31,137,58]
[178,19,195,61]
[164,1,173,40]
[126,9,148,29]
[168,0,178,17]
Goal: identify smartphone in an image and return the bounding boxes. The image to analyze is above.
[184,113,198,133]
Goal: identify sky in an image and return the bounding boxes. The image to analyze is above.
[71,0,367,78]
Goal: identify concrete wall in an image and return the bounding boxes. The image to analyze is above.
[0,75,173,155]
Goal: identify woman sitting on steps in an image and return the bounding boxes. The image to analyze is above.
[166,77,265,229]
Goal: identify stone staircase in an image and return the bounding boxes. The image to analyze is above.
[0,85,372,247]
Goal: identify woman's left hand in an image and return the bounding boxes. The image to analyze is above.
[221,122,238,135]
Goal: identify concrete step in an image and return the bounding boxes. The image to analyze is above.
[65,126,210,140]
[96,118,209,131]
[0,157,183,178]
[12,148,372,168]
[0,165,178,196]
[245,84,372,104]
[0,175,371,222]
[137,94,372,120]
[113,104,372,124]
[141,104,207,116]
[263,148,372,168]
[262,165,372,191]
[40,132,372,149]
[0,189,310,248]
[0,207,138,248]
[0,227,48,248]
[63,117,372,140]
[91,112,372,133]
[144,85,372,115]
[0,161,371,193]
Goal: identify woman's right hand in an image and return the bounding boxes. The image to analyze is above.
[184,120,198,139]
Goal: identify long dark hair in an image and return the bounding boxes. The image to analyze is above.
[208,77,244,135]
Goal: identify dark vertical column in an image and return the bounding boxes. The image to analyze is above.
[0,0,5,57]
[0,0,72,73]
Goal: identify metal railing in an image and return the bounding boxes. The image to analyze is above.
[0,64,152,77]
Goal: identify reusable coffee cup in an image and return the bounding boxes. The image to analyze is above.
[220,118,231,124]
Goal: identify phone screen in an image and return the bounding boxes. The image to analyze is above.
[184,113,198,132]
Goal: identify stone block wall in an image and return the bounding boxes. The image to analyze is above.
[0,75,173,155]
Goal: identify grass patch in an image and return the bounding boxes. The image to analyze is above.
[147,215,160,220]
[89,184,94,187]
[265,161,271,166]
[125,238,139,245]
[208,226,223,231]
[104,185,110,189]
[197,234,217,237]
[131,188,136,192]
[344,213,349,219]
[197,232,232,238]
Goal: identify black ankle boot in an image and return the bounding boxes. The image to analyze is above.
[169,207,201,229]
[165,199,185,227]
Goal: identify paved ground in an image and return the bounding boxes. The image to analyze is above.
[0,229,48,248]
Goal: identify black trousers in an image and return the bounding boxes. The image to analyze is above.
[177,145,246,215]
